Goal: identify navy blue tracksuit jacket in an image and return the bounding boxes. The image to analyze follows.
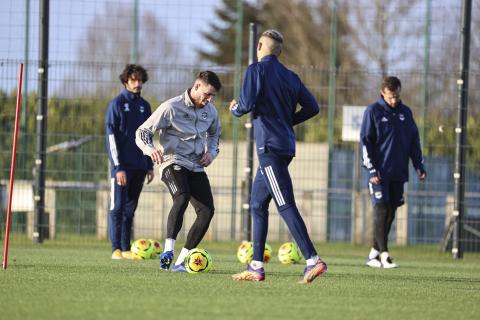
[231,55,319,156]
[231,54,320,261]
[360,97,425,182]
[105,89,153,176]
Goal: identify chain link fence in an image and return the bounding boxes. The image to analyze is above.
[1,0,479,251]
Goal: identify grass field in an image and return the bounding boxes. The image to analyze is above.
[1,241,479,320]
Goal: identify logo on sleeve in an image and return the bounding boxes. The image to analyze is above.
[123,103,130,112]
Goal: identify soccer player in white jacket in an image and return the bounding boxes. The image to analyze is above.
[136,71,221,272]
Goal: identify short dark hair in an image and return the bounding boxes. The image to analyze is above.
[197,70,222,91]
[119,64,149,84]
[381,76,401,92]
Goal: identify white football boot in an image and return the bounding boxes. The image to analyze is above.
[366,257,382,268]
[366,248,382,268]
[380,252,398,269]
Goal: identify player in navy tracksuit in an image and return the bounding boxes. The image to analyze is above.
[105,64,154,260]
[230,29,327,283]
[360,76,426,268]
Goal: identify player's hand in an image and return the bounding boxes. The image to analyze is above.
[200,152,213,167]
[369,175,381,185]
[116,170,127,186]
[146,170,154,184]
[229,99,237,111]
[417,169,426,181]
[149,148,163,165]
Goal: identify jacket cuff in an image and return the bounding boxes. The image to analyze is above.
[416,165,426,176]
[368,168,378,179]
[113,165,125,174]
[209,148,219,159]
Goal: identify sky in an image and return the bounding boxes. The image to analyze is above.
[0,0,473,94]
[0,0,225,93]
[0,0,226,61]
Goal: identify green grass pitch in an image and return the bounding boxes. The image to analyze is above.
[1,241,479,320]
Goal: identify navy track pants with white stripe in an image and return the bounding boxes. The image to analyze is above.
[109,170,146,251]
[250,151,317,262]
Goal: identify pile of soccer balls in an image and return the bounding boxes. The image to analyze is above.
[130,239,162,260]
[237,241,302,264]
[131,239,213,273]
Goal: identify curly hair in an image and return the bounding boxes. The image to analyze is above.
[119,64,149,84]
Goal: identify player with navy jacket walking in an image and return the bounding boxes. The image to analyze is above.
[230,29,327,283]
[361,76,426,268]
[106,64,154,260]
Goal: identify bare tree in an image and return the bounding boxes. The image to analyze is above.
[347,0,422,76]
[57,2,179,99]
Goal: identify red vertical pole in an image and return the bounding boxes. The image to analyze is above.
[3,63,24,271]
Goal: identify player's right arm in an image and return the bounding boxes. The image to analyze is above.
[135,102,172,164]
[360,106,380,184]
[105,100,123,173]
[231,64,261,117]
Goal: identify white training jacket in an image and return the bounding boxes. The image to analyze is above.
[135,89,221,174]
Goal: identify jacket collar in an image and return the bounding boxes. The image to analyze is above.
[183,89,196,108]
[260,54,278,63]
[378,96,403,113]
[121,89,141,101]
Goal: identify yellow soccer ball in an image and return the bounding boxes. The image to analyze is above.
[184,248,213,273]
[131,239,153,260]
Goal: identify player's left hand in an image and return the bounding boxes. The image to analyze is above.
[146,170,154,184]
[417,169,426,181]
[229,99,237,111]
[200,152,213,167]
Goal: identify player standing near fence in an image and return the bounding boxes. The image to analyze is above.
[229,29,327,283]
[105,64,154,260]
[361,76,426,268]
[135,71,222,272]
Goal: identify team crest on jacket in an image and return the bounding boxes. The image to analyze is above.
[140,105,145,113]
[123,103,130,112]
[399,114,405,121]
[375,191,383,199]
[201,112,207,120]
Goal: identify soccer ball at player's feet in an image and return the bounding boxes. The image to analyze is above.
[184,248,213,273]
